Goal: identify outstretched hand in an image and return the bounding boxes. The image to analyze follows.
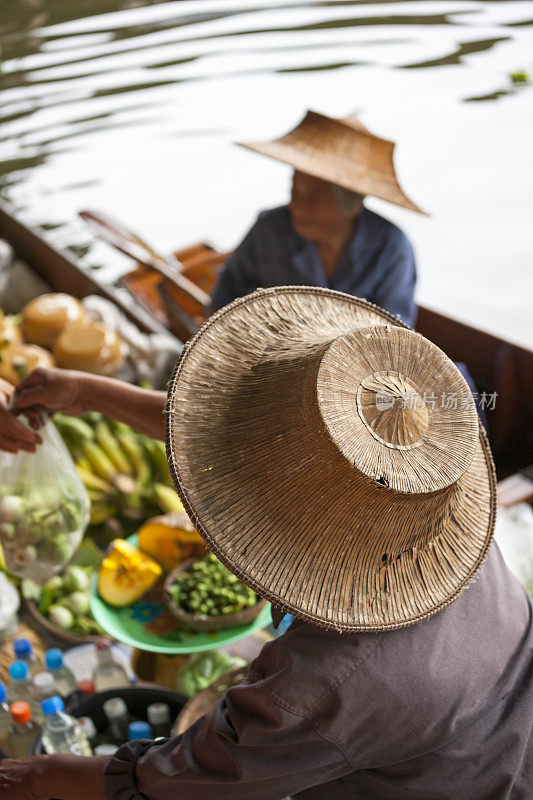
[0,758,42,800]
[0,755,109,800]
[13,367,87,418]
[0,378,41,453]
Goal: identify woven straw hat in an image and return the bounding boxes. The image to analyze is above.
[237,110,428,215]
[166,287,496,632]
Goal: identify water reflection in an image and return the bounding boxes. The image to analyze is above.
[0,0,532,345]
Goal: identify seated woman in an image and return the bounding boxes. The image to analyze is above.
[211,110,427,326]
[0,286,531,799]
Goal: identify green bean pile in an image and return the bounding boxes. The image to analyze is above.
[169,553,257,616]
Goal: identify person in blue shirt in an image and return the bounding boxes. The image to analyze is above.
[211,111,427,326]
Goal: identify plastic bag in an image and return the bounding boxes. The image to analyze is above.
[0,418,90,582]
[176,650,247,699]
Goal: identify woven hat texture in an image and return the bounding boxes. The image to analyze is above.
[166,287,496,632]
[238,110,428,215]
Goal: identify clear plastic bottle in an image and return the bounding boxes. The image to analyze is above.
[8,661,43,723]
[45,649,76,698]
[33,672,57,706]
[147,703,171,739]
[92,641,128,691]
[40,696,92,756]
[128,721,151,741]
[0,683,12,756]
[13,638,42,679]
[8,702,38,758]
[103,697,130,745]
[77,716,97,753]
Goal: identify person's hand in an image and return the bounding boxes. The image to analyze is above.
[0,754,109,800]
[0,378,41,453]
[0,758,42,800]
[13,367,87,418]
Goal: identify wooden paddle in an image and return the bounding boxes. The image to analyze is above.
[79,209,210,312]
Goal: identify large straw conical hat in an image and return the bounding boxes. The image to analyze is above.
[166,287,496,632]
[237,110,428,215]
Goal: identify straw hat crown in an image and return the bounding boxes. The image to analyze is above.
[167,288,495,632]
[238,110,428,215]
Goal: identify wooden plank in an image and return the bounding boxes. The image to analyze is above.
[0,201,169,338]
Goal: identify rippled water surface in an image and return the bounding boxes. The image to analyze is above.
[1,0,532,345]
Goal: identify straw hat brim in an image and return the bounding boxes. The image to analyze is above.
[166,288,496,632]
[237,111,429,216]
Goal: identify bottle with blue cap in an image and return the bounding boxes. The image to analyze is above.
[13,638,42,678]
[0,683,11,755]
[40,696,92,756]
[128,720,152,741]
[45,649,76,698]
[8,661,43,723]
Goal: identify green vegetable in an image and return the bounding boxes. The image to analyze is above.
[48,604,74,630]
[0,482,86,580]
[72,537,105,569]
[65,591,90,615]
[25,561,101,636]
[38,575,64,615]
[71,614,103,635]
[0,522,15,539]
[169,553,257,618]
[52,539,74,563]
[176,651,247,699]
[0,496,25,522]
[63,565,91,593]
[21,578,41,602]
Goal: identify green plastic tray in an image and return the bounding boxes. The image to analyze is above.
[90,535,272,654]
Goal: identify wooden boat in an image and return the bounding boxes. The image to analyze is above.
[0,201,531,498]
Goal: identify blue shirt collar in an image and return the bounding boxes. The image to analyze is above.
[291,207,369,289]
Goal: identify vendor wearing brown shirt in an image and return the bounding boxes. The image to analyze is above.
[1,287,532,800]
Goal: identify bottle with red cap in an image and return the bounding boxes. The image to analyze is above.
[8,702,38,758]
[8,661,43,723]
[78,679,96,696]
[68,678,96,706]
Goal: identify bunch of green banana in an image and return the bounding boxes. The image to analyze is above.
[53,412,185,529]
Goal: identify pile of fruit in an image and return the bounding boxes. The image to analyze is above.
[0,293,124,383]
[54,412,183,535]
[22,563,104,636]
[168,553,258,618]
[0,483,88,582]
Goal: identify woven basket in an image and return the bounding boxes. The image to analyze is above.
[164,558,267,632]
[25,599,103,645]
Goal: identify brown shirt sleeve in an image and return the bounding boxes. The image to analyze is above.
[104,676,351,800]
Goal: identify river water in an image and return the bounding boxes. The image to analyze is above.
[1,0,532,347]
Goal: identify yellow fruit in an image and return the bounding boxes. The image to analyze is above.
[137,512,206,573]
[0,343,55,384]
[153,484,184,514]
[54,321,124,376]
[98,539,162,607]
[21,293,86,349]
[0,316,22,351]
